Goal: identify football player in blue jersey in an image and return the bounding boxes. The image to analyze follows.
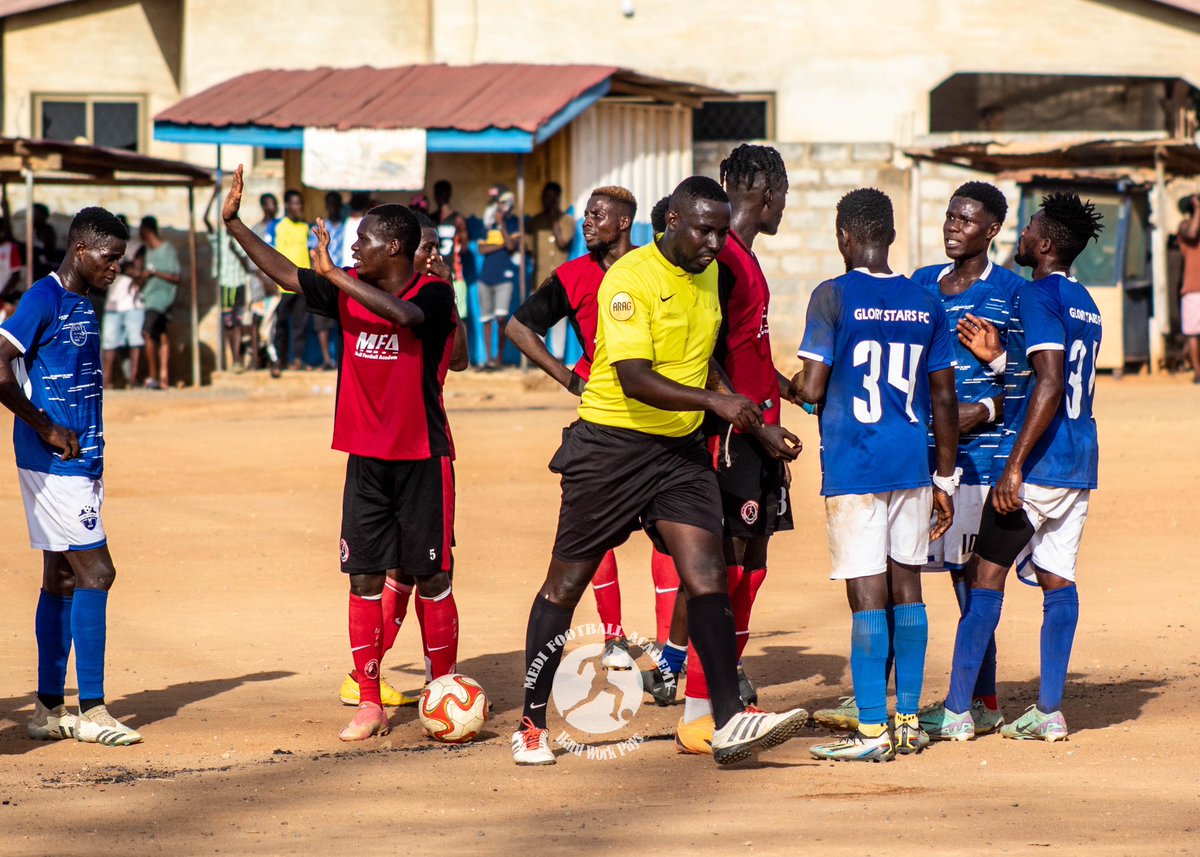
[0,207,143,746]
[921,191,1103,743]
[790,188,960,762]
[813,182,1025,735]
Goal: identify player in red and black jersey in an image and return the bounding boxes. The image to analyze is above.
[676,145,805,753]
[506,188,685,692]
[222,166,461,742]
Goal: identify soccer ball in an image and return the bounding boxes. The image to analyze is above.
[418,674,490,744]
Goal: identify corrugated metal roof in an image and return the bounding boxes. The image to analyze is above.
[156,64,624,133]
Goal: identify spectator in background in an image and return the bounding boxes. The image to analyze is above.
[0,220,24,319]
[1179,194,1200,383]
[205,188,254,371]
[137,215,181,390]
[31,203,59,281]
[433,180,470,325]
[272,189,316,372]
[253,193,281,373]
[410,193,430,216]
[312,191,345,370]
[341,193,371,268]
[526,181,576,356]
[101,246,145,388]
[477,188,521,370]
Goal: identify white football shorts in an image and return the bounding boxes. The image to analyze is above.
[824,487,933,580]
[18,468,107,552]
[925,483,989,572]
[1015,484,1090,584]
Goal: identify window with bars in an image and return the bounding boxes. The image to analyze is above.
[35,95,144,151]
[692,95,774,142]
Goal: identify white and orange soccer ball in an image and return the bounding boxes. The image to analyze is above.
[418,674,490,744]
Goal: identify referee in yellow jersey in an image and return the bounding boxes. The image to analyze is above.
[511,177,808,767]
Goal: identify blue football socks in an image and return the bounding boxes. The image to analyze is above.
[35,590,73,708]
[850,609,890,726]
[946,588,1004,714]
[952,576,998,701]
[1039,585,1079,713]
[659,640,687,679]
[71,588,108,705]
[892,602,928,716]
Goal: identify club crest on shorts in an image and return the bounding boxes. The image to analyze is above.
[609,292,635,321]
[78,505,98,531]
[740,500,759,526]
[339,538,350,563]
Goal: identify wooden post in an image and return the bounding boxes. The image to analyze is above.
[23,167,33,289]
[187,184,200,386]
[1149,149,1169,374]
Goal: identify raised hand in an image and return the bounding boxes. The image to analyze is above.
[221,164,245,224]
[957,313,1003,364]
[426,251,452,281]
[311,218,335,275]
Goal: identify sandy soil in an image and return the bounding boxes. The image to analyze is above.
[0,368,1196,856]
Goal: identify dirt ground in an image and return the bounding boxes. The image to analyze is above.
[0,367,1197,856]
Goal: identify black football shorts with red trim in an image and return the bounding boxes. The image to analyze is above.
[548,420,723,562]
[339,454,454,576]
[709,431,794,539]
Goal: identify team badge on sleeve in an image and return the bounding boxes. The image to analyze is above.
[609,292,635,321]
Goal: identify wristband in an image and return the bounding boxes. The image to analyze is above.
[981,397,997,423]
[801,402,817,415]
[567,372,587,397]
[932,467,963,497]
[987,353,1006,376]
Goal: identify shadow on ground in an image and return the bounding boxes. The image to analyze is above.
[0,670,295,756]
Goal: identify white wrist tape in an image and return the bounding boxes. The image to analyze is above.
[987,354,1006,376]
[982,397,997,423]
[932,467,963,497]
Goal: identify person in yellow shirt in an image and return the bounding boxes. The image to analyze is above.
[272,190,315,372]
[511,176,807,768]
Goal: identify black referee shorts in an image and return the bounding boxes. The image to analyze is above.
[710,430,794,539]
[548,420,723,563]
[340,454,454,576]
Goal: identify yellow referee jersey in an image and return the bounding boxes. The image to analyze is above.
[577,241,721,437]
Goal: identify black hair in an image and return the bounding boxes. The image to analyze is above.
[433,180,451,196]
[650,196,670,234]
[366,203,421,262]
[543,181,562,196]
[259,192,277,207]
[1180,195,1196,217]
[349,192,371,212]
[953,181,1008,224]
[836,188,894,245]
[139,215,158,234]
[414,211,436,231]
[670,176,729,211]
[1039,191,1104,264]
[719,144,788,191]
[283,189,302,203]
[325,190,343,203]
[69,206,129,247]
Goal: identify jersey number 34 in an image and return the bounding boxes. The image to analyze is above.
[853,340,925,425]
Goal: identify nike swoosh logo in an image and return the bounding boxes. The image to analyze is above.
[660,295,674,302]
[529,702,547,709]
[427,645,450,652]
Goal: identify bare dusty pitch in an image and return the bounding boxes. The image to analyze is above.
[0,370,1196,856]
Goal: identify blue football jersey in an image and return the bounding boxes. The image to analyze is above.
[0,275,104,478]
[798,269,956,497]
[1001,274,1101,489]
[911,262,1025,485]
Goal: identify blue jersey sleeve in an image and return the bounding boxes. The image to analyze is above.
[1021,282,1066,355]
[927,299,955,372]
[798,280,841,365]
[0,285,55,354]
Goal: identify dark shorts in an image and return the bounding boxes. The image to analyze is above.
[548,420,723,562]
[340,455,455,576]
[709,431,794,539]
[220,286,245,328]
[143,309,169,339]
[973,488,1035,569]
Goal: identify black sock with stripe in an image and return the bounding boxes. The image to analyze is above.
[522,597,574,730]
[687,593,742,729]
